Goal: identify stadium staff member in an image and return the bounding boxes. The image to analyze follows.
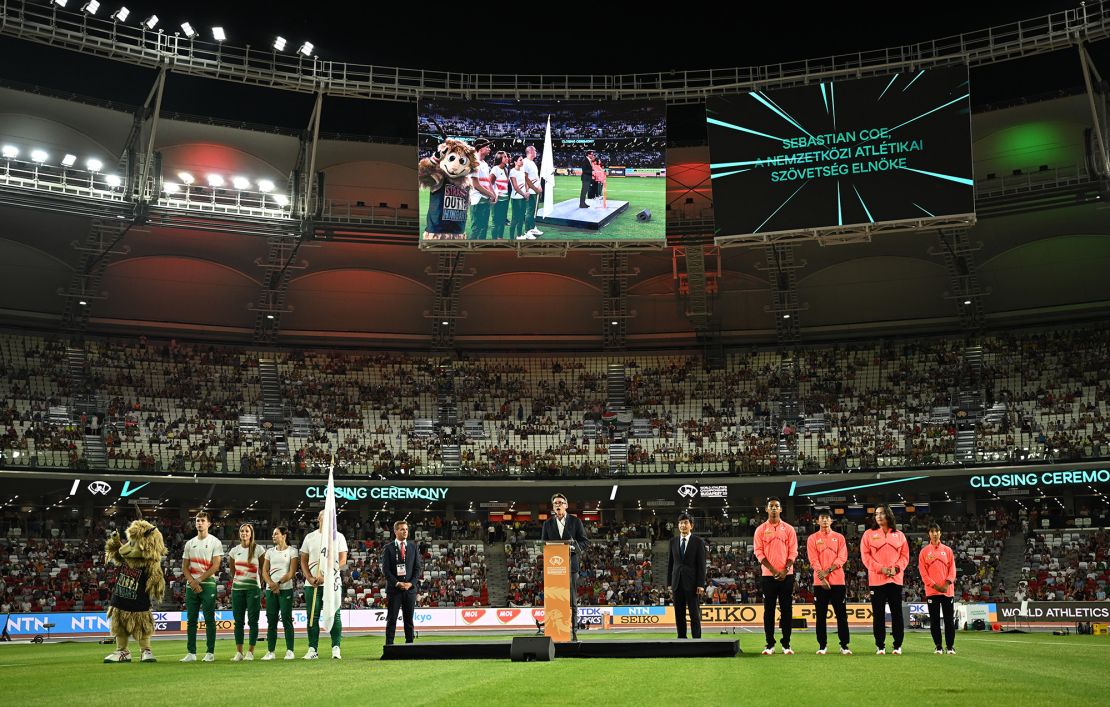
[180,511,223,662]
[753,497,797,655]
[260,526,298,661]
[861,504,909,654]
[667,512,706,639]
[540,492,589,641]
[919,522,958,655]
[228,522,265,661]
[382,520,423,645]
[468,138,496,240]
[806,510,852,655]
[300,511,348,660]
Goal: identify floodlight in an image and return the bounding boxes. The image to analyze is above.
[105,174,122,187]
[273,36,286,51]
[176,171,194,184]
[231,176,250,190]
[163,182,180,194]
[272,194,289,207]
[86,158,103,171]
[257,179,275,192]
[81,1,101,14]
[142,14,158,29]
[1,146,18,159]
[181,22,197,38]
[53,0,68,8]
[30,150,48,163]
[110,6,129,22]
[212,27,225,42]
[206,174,224,187]
[61,154,77,167]
[298,42,314,57]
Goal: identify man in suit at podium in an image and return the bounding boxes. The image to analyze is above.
[578,151,596,208]
[382,520,422,645]
[540,493,589,641]
[668,512,707,639]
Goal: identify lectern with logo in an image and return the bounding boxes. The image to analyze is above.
[543,542,573,642]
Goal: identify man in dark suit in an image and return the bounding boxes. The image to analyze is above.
[578,150,595,208]
[667,512,707,639]
[540,492,589,641]
[382,520,422,645]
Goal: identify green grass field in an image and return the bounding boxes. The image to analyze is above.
[4,631,1107,706]
[419,175,665,242]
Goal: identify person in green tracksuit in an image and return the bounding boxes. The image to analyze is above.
[468,138,496,240]
[180,511,223,662]
[299,511,348,660]
[489,151,511,240]
[261,526,298,660]
[228,522,265,661]
[509,155,528,240]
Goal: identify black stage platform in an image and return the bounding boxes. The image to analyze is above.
[381,639,739,660]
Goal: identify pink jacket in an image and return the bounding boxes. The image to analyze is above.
[806,529,848,585]
[918,542,957,597]
[753,520,798,577]
[860,527,910,586]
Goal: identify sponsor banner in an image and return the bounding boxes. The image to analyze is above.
[996,602,1110,622]
[2,612,114,636]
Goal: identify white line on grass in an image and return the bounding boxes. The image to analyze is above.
[957,637,1110,648]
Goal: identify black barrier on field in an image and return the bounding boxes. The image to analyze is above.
[996,602,1110,622]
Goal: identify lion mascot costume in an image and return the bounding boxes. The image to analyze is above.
[419,138,478,240]
[103,519,167,663]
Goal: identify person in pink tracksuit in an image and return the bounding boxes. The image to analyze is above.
[806,510,851,655]
[860,504,909,654]
[753,497,798,655]
[919,523,957,654]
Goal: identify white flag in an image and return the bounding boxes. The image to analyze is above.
[319,465,341,633]
[541,116,556,217]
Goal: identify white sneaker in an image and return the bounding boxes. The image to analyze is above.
[782,647,795,655]
[244,652,254,661]
[876,648,886,655]
[528,228,544,236]
[840,648,853,656]
[892,647,903,655]
[180,653,197,662]
[761,647,774,655]
[303,648,319,660]
[202,653,215,662]
[140,649,156,662]
[261,652,276,661]
[331,646,342,660]
[815,648,827,655]
[284,650,296,661]
[934,648,944,655]
[231,652,244,662]
[103,649,131,663]
[946,648,957,655]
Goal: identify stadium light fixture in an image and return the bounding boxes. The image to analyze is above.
[206,174,224,187]
[30,150,48,163]
[298,42,314,57]
[783,314,791,319]
[266,314,275,320]
[257,179,275,193]
[110,6,129,22]
[81,1,101,14]
[231,176,250,190]
[105,174,122,187]
[272,194,289,207]
[181,22,197,38]
[1,145,17,159]
[163,182,180,194]
[611,320,618,325]
[963,299,972,305]
[87,158,103,171]
[441,321,449,325]
[177,171,194,184]
[211,26,226,42]
[273,36,286,51]
[61,153,77,167]
[53,0,68,8]
[142,14,158,29]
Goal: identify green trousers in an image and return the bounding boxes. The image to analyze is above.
[525,194,539,231]
[305,585,342,649]
[470,199,491,239]
[185,583,217,654]
[231,586,260,647]
[265,588,294,652]
[491,197,509,240]
[510,199,526,240]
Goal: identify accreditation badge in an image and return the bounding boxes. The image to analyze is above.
[396,563,408,578]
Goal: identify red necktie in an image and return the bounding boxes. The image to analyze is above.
[400,542,406,561]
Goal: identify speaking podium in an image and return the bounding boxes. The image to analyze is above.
[543,542,573,643]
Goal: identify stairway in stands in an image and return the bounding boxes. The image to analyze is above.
[775,356,800,472]
[484,542,508,607]
[606,362,628,473]
[653,539,671,582]
[257,358,288,456]
[997,531,1028,594]
[65,344,107,469]
[955,345,985,464]
[436,362,461,475]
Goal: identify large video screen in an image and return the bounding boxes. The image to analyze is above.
[706,66,973,237]
[417,99,666,243]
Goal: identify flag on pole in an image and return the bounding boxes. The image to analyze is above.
[319,463,341,633]
[541,115,556,217]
